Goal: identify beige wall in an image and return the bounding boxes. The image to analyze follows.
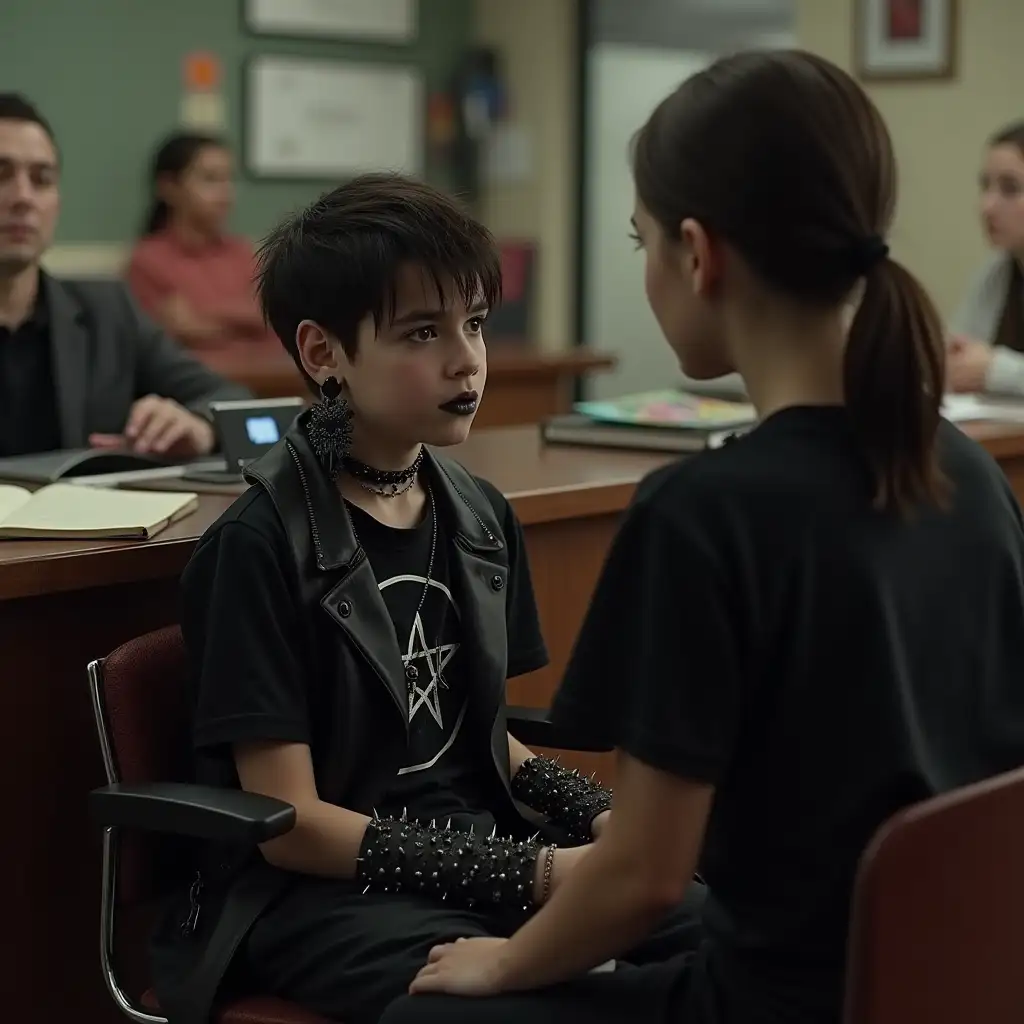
[473,0,579,350]
[473,0,1024,350]
[797,0,1024,319]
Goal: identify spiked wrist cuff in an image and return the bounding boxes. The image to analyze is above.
[356,816,542,912]
[511,756,613,844]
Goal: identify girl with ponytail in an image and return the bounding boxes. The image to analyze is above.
[399,50,1024,1024]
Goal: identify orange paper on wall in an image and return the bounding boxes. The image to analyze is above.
[183,51,221,92]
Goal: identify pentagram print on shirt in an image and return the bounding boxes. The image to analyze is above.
[342,500,472,776]
[379,572,467,762]
[344,498,491,822]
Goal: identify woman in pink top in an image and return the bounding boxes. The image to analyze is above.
[127,133,275,353]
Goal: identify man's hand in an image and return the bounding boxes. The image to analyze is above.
[89,395,215,458]
[947,334,993,393]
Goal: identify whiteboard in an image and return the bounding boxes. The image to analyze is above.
[246,55,424,179]
[582,35,796,399]
[245,0,417,42]
[583,45,712,399]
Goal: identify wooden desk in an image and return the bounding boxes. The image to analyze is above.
[203,345,617,429]
[5,420,1024,1023]
[960,420,1024,496]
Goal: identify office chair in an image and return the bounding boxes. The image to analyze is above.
[844,763,1024,1023]
[86,625,608,1024]
[86,625,331,1024]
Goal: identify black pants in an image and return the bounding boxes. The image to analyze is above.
[241,880,708,1024]
[377,956,695,1024]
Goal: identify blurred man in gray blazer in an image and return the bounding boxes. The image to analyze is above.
[0,93,249,459]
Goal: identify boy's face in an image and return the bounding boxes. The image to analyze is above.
[312,264,489,453]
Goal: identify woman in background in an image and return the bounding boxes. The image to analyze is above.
[126,132,275,354]
[949,121,1024,394]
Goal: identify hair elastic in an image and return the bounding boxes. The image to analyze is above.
[851,235,890,275]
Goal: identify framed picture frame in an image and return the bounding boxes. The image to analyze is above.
[244,54,424,181]
[854,0,957,82]
[242,0,417,43]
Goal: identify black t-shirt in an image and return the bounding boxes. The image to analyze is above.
[344,496,491,824]
[183,474,548,827]
[553,406,1024,1023]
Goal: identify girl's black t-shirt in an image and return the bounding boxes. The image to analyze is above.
[553,406,1024,1023]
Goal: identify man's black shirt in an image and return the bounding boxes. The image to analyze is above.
[0,288,60,456]
[554,406,1024,1023]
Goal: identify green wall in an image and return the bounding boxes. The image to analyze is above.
[3,0,473,243]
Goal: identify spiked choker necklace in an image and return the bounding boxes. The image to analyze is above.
[344,449,424,497]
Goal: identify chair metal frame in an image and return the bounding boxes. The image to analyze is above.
[87,656,168,1024]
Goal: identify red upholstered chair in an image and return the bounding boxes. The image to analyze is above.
[86,625,332,1024]
[844,764,1024,1024]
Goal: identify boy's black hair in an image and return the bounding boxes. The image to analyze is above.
[0,93,58,154]
[255,173,502,386]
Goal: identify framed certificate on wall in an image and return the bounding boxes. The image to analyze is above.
[243,0,417,43]
[244,55,424,180]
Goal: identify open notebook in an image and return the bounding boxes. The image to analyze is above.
[0,483,198,540]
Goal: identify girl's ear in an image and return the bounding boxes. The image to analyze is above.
[680,217,722,297]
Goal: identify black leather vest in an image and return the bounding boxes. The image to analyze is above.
[242,416,526,821]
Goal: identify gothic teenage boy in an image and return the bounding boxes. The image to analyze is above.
[150,175,697,1024]
[399,50,1024,1024]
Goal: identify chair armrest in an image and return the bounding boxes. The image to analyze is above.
[89,782,295,844]
[507,705,612,753]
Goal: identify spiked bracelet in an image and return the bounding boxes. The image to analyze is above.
[355,815,542,912]
[511,756,613,844]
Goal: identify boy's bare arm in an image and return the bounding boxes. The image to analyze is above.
[235,739,370,878]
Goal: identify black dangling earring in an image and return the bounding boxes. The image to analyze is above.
[306,375,353,479]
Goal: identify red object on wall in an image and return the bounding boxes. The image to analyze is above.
[500,242,530,304]
[487,241,536,340]
[886,0,924,41]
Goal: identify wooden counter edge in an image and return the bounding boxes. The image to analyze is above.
[0,532,204,602]
[0,476,644,602]
[485,349,617,381]
[4,419,1024,603]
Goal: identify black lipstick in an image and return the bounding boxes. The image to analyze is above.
[438,390,479,416]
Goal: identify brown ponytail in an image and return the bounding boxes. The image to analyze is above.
[844,257,948,515]
[632,49,950,517]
